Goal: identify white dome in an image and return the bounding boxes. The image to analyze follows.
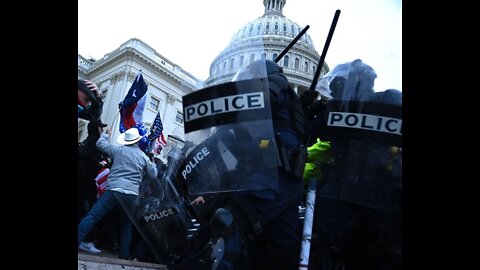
[205,0,328,94]
[228,12,316,51]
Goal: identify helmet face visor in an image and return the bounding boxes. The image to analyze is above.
[316,59,377,100]
[231,59,268,82]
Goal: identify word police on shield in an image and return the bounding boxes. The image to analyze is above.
[327,112,402,135]
[184,92,265,122]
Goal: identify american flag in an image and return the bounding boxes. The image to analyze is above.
[154,133,167,154]
[147,112,167,153]
[95,168,109,198]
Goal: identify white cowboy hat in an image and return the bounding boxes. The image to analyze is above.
[117,128,142,145]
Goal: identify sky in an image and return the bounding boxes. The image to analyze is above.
[78,0,401,92]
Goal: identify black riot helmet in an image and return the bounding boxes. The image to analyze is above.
[375,88,402,105]
[263,59,284,75]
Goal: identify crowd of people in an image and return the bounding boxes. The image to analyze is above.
[77,57,402,270]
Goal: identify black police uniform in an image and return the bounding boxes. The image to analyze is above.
[306,60,402,270]
[215,60,307,270]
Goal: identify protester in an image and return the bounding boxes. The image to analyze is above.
[78,79,103,122]
[78,120,109,253]
[78,127,157,260]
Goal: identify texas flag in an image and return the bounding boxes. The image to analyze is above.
[118,72,148,132]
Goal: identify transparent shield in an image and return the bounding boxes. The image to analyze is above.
[114,145,198,263]
[115,190,196,263]
[115,125,199,263]
[182,35,280,195]
[315,59,402,211]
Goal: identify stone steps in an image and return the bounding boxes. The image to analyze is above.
[78,253,168,270]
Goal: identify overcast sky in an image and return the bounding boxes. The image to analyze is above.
[78,0,401,92]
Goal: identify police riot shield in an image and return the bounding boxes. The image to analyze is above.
[114,132,200,265]
[182,77,280,195]
[314,59,402,211]
[182,35,280,194]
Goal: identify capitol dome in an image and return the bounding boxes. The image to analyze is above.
[205,0,330,97]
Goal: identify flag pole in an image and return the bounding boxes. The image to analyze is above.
[109,109,121,135]
[299,10,341,269]
[108,67,132,139]
[298,177,318,270]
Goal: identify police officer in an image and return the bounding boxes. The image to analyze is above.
[209,59,307,270]
[305,59,402,270]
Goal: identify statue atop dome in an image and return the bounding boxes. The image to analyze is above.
[264,0,286,15]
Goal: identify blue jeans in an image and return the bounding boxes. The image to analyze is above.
[78,190,136,258]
